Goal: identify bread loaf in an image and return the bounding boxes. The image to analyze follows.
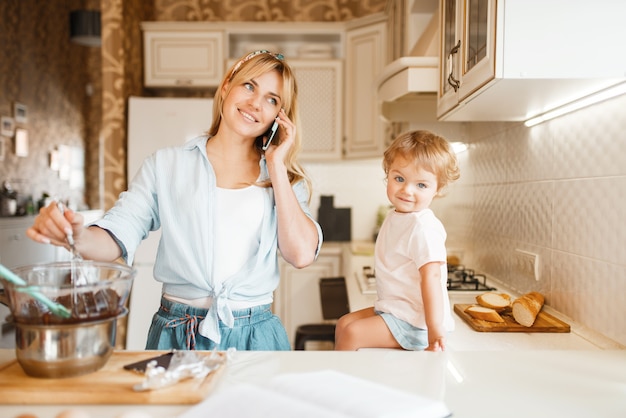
[476,292,511,312]
[464,305,504,323]
[512,292,545,327]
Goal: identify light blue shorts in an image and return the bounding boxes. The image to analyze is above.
[146,297,291,351]
[376,310,429,351]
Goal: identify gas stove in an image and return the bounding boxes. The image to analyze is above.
[447,265,496,292]
[355,264,496,294]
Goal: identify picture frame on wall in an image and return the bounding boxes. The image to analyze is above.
[1,116,14,137]
[15,128,29,157]
[14,102,28,124]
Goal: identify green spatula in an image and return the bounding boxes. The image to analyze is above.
[0,263,72,318]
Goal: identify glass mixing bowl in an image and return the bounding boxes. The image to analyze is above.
[0,261,136,378]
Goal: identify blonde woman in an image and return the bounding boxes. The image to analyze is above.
[28,50,323,351]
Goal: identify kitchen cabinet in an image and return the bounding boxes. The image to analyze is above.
[142,23,224,88]
[0,210,104,268]
[437,0,626,122]
[437,0,495,119]
[273,244,343,348]
[343,16,387,159]
[0,217,57,268]
[290,60,343,160]
[141,17,387,160]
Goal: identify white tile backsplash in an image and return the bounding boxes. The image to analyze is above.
[553,177,626,264]
[448,94,626,347]
[306,94,626,346]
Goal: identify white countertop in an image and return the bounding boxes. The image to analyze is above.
[343,245,620,351]
[1,243,623,417]
[0,349,625,418]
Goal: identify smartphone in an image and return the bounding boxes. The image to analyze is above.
[123,351,174,373]
[261,118,279,151]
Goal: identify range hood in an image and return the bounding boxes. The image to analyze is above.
[377,2,439,122]
[377,57,438,122]
[377,56,438,102]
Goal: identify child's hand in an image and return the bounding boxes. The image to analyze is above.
[425,336,446,352]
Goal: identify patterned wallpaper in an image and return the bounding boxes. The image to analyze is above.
[0,0,385,211]
[100,0,152,210]
[0,0,100,210]
[153,0,386,21]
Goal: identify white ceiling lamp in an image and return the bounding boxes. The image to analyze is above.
[524,82,626,127]
[70,10,101,47]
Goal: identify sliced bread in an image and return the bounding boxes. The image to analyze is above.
[464,305,505,323]
[476,292,511,312]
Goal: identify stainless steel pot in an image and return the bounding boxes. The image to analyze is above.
[15,308,127,378]
[0,261,135,378]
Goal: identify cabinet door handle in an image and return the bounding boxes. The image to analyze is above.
[447,40,461,92]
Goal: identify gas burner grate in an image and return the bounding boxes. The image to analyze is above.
[447,265,496,291]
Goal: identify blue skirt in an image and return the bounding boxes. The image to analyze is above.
[145,297,291,351]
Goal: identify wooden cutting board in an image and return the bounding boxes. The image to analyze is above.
[454,304,570,333]
[0,351,226,405]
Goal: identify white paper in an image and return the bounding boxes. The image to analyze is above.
[179,370,451,418]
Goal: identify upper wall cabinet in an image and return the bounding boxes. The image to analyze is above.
[290,60,344,160]
[142,23,224,88]
[343,16,387,159]
[142,17,386,160]
[438,0,626,122]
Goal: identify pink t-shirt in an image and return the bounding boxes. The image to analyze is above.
[374,209,455,331]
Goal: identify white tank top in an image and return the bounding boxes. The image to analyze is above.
[165,185,269,310]
[214,185,264,284]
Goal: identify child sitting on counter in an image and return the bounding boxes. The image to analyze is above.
[335,130,460,351]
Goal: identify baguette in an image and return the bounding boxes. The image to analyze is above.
[464,305,505,323]
[512,292,545,327]
[476,292,511,312]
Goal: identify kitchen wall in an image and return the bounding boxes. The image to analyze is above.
[427,94,626,347]
[307,98,626,347]
[2,1,624,347]
[0,0,101,209]
[0,1,386,212]
[304,158,389,242]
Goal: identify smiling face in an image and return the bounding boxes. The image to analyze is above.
[386,154,439,213]
[222,70,283,139]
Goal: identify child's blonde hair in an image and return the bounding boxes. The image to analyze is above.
[383,130,460,191]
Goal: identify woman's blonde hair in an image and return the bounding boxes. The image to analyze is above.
[383,130,460,192]
[208,51,311,197]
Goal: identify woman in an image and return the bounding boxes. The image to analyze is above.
[27,50,323,351]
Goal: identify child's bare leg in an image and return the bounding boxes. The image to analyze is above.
[335,308,401,350]
[335,307,373,346]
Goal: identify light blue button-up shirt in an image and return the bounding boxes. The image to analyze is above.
[93,136,323,343]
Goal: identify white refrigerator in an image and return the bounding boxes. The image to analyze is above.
[126,96,213,350]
